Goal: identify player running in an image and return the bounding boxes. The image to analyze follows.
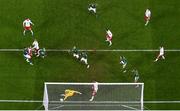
[60,89,82,101]
[70,46,80,59]
[154,46,165,62]
[32,39,40,57]
[80,51,90,68]
[119,56,127,73]
[105,29,113,46]
[144,9,151,26]
[132,69,139,87]
[23,18,34,36]
[89,81,98,101]
[23,47,33,65]
[88,3,97,15]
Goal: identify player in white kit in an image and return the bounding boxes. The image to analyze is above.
[32,39,40,57]
[154,46,165,62]
[88,4,97,15]
[144,9,151,26]
[105,29,113,46]
[89,81,98,101]
[23,18,34,36]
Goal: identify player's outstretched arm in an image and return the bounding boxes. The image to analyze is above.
[75,91,82,94]
[30,21,34,25]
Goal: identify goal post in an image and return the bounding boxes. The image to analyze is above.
[43,82,144,110]
[43,83,49,111]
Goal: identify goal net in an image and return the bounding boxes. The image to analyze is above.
[43,82,144,110]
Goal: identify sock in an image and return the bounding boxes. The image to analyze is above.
[23,31,26,35]
[31,30,34,36]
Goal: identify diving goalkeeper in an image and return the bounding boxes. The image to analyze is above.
[61,89,82,101]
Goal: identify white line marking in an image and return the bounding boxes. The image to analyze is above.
[50,105,65,110]
[0,49,180,52]
[45,82,144,85]
[145,101,180,103]
[0,100,180,104]
[0,100,42,103]
[121,105,138,110]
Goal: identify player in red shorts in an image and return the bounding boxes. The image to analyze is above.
[105,29,113,46]
[89,81,98,101]
[27,46,33,57]
[144,9,151,26]
[23,18,34,36]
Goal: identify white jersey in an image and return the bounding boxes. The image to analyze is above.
[107,30,113,38]
[32,41,39,49]
[23,19,33,27]
[145,9,151,17]
[160,47,164,55]
[93,82,98,92]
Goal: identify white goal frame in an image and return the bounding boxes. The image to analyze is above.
[43,82,144,110]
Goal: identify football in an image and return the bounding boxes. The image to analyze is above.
[60,98,64,102]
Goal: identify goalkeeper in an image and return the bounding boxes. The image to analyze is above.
[61,89,82,101]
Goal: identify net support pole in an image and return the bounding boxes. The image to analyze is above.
[141,83,144,110]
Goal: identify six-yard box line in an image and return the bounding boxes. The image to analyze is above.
[0,49,180,52]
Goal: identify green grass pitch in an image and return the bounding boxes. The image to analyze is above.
[0,0,180,110]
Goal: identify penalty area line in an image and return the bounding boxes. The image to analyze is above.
[0,49,180,52]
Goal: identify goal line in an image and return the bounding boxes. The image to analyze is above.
[0,100,180,103]
[0,49,180,52]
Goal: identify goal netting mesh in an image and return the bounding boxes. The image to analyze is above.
[43,82,144,110]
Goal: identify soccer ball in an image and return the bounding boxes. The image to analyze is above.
[60,98,64,102]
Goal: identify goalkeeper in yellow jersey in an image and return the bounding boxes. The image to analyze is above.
[60,89,82,101]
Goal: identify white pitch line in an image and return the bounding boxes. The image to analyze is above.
[0,100,180,104]
[121,105,138,110]
[0,100,42,103]
[0,48,180,52]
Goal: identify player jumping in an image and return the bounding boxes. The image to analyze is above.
[60,89,82,101]
[144,9,151,26]
[32,39,40,57]
[154,46,165,62]
[89,81,98,101]
[80,51,90,68]
[105,29,113,46]
[88,3,97,16]
[120,56,128,73]
[23,47,33,65]
[23,18,34,36]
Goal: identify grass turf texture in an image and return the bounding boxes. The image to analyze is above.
[0,0,180,110]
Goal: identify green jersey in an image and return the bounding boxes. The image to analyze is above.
[39,48,46,57]
[71,46,79,54]
[132,70,139,78]
[120,56,127,64]
[81,52,88,59]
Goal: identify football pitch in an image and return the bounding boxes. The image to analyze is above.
[0,0,180,110]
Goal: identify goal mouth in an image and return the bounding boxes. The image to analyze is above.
[43,82,144,110]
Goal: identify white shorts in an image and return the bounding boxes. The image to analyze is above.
[73,53,79,59]
[135,77,139,82]
[81,57,87,63]
[88,7,96,13]
[160,53,164,56]
[24,54,31,59]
